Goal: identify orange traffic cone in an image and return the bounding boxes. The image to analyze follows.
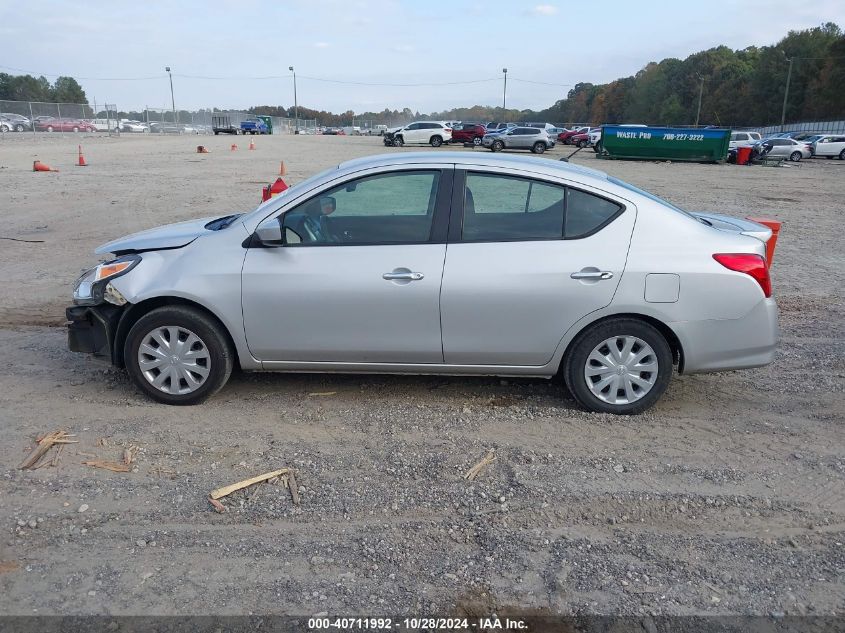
[279,161,287,176]
[230,143,238,151]
[77,145,87,167]
[197,145,209,154]
[249,139,256,150]
[33,160,58,172]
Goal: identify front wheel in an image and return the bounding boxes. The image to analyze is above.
[532,141,546,154]
[430,135,443,147]
[393,136,404,147]
[473,136,482,146]
[491,140,504,152]
[563,318,673,415]
[15,124,24,132]
[789,151,802,162]
[124,306,234,405]
[577,139,587,148]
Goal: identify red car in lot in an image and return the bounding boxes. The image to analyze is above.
[557,127,589,145]
[35,118,97,133]
[450,123,487,146]
[568,131,591,148]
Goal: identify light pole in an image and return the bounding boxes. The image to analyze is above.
[780,53,793,132]
[165,66,177,125]
[694,74,705,127]
[502,68,508,120]
[289,66,298,133]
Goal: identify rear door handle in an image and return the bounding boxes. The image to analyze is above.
[570,271,613,280]
[383,272,424,281]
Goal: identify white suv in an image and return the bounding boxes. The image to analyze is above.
[386,121,452,147]
[729,131,762,150]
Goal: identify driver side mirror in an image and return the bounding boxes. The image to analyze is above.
[254,218,284,246]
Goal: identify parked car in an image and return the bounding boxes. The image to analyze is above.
[66,152,778,414]
[729,131,762,150]
[558,127,590,144]
[482,126,553,153]
[149,122,181,134]
[450,123,487,146]
[120,120,150,133]
[89,118,118,132]
[0,113,33,132]
[752,137,812,161]
[383,121,452,147]
[322,127,340,135]
[812,135,845,159]
[240,117,269,135]
[36,118,97,132]
[568,130,595,148]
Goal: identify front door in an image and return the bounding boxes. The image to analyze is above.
[440,170,636,366]
[242,168,451,363]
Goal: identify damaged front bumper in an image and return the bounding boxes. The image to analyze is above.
[66,304,124,361]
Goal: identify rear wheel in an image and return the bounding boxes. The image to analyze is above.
[14,124,24,132]
[577,139,587,148]
[124,306,234,406]
[47,125,54,133]
[72,126,79,133]
[473,136,482,146]
[840,149,845,160]
[789,151,802,162]
[0,124,8,133]
[564,318,673,415]
[430,135,443,147]
[532,141,546,154]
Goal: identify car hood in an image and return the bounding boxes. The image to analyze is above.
[95,216,220,255]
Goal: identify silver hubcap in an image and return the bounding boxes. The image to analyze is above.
[137,326,210,395]
[584,335,658,405]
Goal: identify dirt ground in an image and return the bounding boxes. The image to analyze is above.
[0,132,843,619]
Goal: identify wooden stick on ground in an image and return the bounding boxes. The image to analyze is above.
[83,460,131,473]
[464,450,496,481]
[210,468,291,500]
[19,430,78,470]
[288,471,300,506]
[208,497,227,513]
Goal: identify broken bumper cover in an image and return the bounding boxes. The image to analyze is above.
[66,304,123,361]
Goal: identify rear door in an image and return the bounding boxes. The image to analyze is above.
[440,169,636,366]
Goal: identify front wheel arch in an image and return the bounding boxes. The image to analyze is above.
[113,296,239,370]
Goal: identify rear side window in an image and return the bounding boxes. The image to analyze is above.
[461,173,622,241]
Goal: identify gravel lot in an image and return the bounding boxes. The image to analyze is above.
[0,132,843,619]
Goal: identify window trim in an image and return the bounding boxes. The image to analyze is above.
[449,168,626,244]
[277,167,454,248]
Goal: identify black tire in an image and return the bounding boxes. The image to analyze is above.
[14,124,24,132]
[394,135,404,147]
[577,139,587,148]
[564,138,572,145]
[840,149,845,160]
[593,141,602,154]
[124,306,234,406]
[430,135,443,147]
[563,317,673,415]
[0,124,8,133]
[532,141,546,154]
[491,140,504,152]
[789,151,802,162]
[47,126,54,133]
[473,136,482,146]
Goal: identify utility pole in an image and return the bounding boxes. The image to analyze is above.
[289,66,298,133]
[165,66,177,124]
[502,68,508,119]
[694,74,705,127]
[780,54,793,132]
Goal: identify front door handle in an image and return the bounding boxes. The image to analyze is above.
[570,270,613,280]
[383,271,424,281]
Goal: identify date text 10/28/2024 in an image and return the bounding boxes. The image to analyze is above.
[308,617,528,630]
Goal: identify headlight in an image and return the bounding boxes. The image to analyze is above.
[73,254,141,306]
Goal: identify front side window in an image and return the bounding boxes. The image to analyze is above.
[282,170,440,245]
[462,173,622,241]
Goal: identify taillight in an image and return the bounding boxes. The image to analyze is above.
[713,253,771,298]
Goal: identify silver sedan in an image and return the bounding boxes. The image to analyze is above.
[67,152,778,414]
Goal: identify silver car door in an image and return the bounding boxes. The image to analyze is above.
[440,169,636,366]
[242,168,452,363]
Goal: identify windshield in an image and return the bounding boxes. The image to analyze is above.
[607,176,695,219]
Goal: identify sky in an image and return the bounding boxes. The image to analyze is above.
[1,0,843,115]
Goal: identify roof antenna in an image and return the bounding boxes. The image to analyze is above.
[560,146,584,163]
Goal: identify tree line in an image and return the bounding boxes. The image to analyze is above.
[3,22,842,128]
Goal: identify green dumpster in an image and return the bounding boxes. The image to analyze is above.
[257,115,273,134]
[596,126,730,163]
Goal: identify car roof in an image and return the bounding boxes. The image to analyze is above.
[337,151,609,183]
